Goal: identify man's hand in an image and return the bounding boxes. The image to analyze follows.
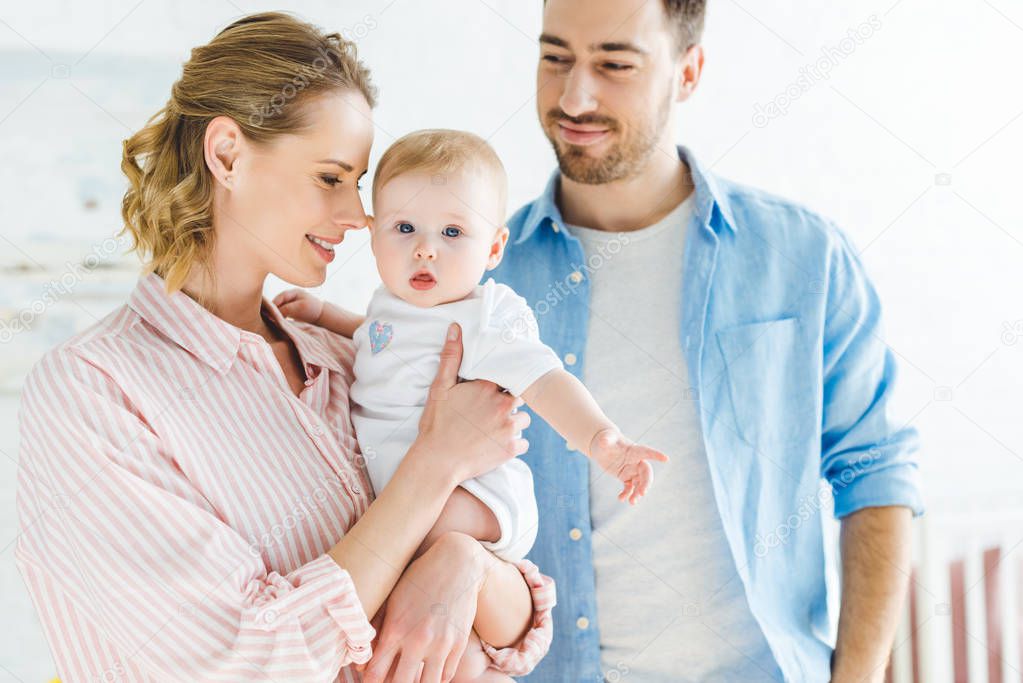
[359,531,491,683]
[831,505,913,683]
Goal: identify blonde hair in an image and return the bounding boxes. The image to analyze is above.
[372,129,508,226]
[120,12,376,293]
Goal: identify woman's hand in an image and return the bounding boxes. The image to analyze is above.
[358,531,494,683]
[413,323,531,484]
[273,288,324,324]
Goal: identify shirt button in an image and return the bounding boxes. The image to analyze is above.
[569,271,583,284]
[564,353,577,366]
[569,528,582,541]
[551,221,561,233]
[576,616,589,630]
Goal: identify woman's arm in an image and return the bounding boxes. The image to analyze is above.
[360,532,555,683]
[329,443,458,620]
[17,349,380,681]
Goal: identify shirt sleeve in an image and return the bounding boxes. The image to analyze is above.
[15,348,375,682]
[819,228,924,519]
[479,559,557,676]
[459,281,563,396]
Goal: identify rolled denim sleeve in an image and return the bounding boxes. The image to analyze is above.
[819,228,924,519]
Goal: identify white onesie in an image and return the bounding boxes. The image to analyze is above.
[350,278,563,561]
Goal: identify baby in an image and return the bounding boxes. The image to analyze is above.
[275,129,668,679]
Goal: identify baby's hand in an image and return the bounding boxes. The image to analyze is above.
[590,428,669,505]
[273,289,324,324]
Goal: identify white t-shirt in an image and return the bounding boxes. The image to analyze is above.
[350,278,563,561]
[567,196,783,681]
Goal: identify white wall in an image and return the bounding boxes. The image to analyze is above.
[2,1,1021,679]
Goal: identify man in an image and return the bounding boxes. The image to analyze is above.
[489,1,923,681]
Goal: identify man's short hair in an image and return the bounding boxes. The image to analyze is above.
[663,0,707,51]
[543,0,707,52]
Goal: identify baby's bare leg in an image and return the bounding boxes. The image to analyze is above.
[473,555,532,648]
[413,486,501,560]
[449,630,514,683]
[414,489,532,650]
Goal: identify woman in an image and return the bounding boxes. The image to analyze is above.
[15,13,552,683]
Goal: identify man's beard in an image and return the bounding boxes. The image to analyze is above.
[544,97,671,185]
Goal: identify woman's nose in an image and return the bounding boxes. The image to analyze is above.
[332,187,368,230]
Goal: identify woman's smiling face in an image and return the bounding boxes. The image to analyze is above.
[212,89,375,288]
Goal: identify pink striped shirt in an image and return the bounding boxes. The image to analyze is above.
[15,272,555,682]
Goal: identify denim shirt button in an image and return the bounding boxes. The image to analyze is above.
[564,353,577,366]
[569,271,583,284]
[569,528,582,541]
[576,616,590,630]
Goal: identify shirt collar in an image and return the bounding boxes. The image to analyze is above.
[261,294,346,376]
[128,272,343,376]
[512,145,738,245]
[512,171,566,245]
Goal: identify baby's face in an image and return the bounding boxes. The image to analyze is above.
[370,169,508,307]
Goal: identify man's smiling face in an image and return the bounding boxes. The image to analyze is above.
[537,0,687,185]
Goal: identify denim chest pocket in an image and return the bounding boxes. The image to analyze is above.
[715,317,817,450]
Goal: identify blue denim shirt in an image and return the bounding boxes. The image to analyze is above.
[490,147,923,682]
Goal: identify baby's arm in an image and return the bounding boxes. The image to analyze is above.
[317,302,366,339]
[522,368,669,504]
[273,289,365,338]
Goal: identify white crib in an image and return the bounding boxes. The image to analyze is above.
[888,510,1022,683]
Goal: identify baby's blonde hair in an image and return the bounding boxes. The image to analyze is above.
[372,129,507,226]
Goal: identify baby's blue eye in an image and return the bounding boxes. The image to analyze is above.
[397,223,415,233]
[442,226,462,238]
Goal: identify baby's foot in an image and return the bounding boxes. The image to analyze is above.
[590,428,669,505]
[449,630,514,682]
